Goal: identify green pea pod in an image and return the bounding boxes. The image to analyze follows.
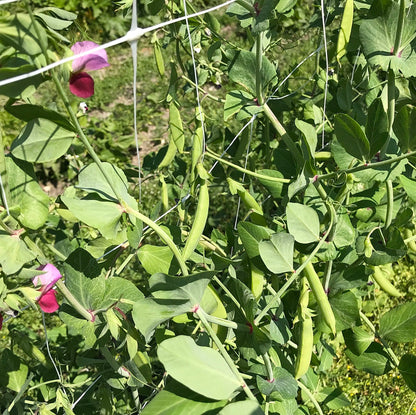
[13,330,48,366]
[294,277,313,379]
[191,109,204,190]
[302,259,336,334]
[153,40,165,77]
[294,314,313,379]
[336,0,354,64]
[159,174,169,212]
[182,177,209,260]
[371,265,402,297]
[364,236,373,258]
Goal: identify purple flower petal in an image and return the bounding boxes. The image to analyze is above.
[33,263,63,293]
[38,289,59,313]
[71,41,109,72]
[69,72,95,98]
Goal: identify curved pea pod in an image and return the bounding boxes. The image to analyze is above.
[182,177,209,261]
[13,329,48,366]
[158,101,185,169]
[302,259,336,334]
[294,314,313,379]
[250,262,265,301]
[190,108,204,189]
[371,264,402,297]
[336,0,354,64]
[227,177,266,225]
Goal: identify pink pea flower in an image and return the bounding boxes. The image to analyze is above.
[69,41,110,98]
[33,264,63,313]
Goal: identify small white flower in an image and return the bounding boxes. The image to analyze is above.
[79,102,89,113]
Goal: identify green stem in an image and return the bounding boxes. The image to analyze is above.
[196,308,257,401]
[124,205,188,276]
[317,148,416,181]
[393,0,405,55]
[262,103,304,167]
[359,311,400,367]
[56,280,93,322]
[298,381,324,415]
[205,149,290,183]
[385,180,394,229]
[181,75,224,102]
[199,308,250,331]
[262,352,274,382]
[254,203,334,326]
[323,260,333,293]
[213,275,243,311]
[0,121,10,214]
[256,33,264,106]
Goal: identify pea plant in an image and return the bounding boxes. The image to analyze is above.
[2,0,416,413]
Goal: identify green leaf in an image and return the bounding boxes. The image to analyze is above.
[257,169,285,199]
[343,327,374,355]
[360,2,416,76]
[399,354,416,392]
[224,90,256,121]
[316,387,350,410]
[0,63,45,98]
[379,302,416,342]
[0,349,29,392]
[346,342,392,375]
[0,14,47,55]
[333,212,355,248]
[219,401,264,415]
[157,336,240,400]
[132,272,214,341]
[393,106,416,152]
[77,162,137,209]
[329,291,360,331]
[365,99,389,158]
[6,156,49,229]
[400,175,416,202]
[141,379,227,414]
[296,119,317,159]
[137,245,174,275]
[0,233,36,275]
[35,12,75,30]
[286,202,320,243]
[334,114,370,161]
[61,196,123,240]
[256,367,298,398]
[238,222,273,259]
[259,233,294,273]
[5,103,75,132]
[228,50,276,96]
[10,118,76,163]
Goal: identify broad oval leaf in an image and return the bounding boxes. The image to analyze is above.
[137,245,174,275]
[157,336,240,400]
[334,114,370,161]
[11,118,76,163]
[259,233,294,273]
[399,354,416,392]
[379,302,416,342]
[286,202,320,244]
[219,400,264,415]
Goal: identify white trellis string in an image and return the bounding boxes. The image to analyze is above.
[71,375,102,409]
[320,0,329,148]
[0,0,19,4]
[130,0,142,202]
[183,0,207,161]
[0,0,236,89]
